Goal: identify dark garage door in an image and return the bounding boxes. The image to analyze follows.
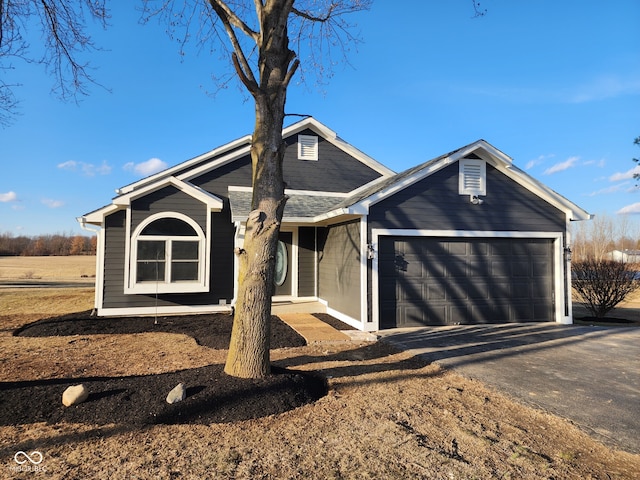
[378,236,554,328]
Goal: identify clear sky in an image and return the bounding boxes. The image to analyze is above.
[1,1,639,236]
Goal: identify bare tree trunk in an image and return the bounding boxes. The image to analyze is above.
[224,97,287,378]
[224,0,294,378]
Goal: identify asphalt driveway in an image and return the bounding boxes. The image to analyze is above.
[378,323,640,454]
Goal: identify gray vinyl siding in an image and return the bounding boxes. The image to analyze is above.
[191,132,384,196]
[318,220,361,321]
[282,129,383,192]
[102,210,127,309]
[298,227,316,297]
[131,186,207,233]
[190,156,253,198]
[368,163,566,232]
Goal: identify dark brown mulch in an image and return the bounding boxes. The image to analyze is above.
[0,365,327,426]
[4,312,327,426]
[574,316,637,325]
[14,311,306,349]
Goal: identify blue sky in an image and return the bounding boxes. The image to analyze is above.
[1,1,639,236]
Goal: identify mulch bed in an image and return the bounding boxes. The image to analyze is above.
[574,316,638,326]
[13,311,306,349]
[3,312,327,426]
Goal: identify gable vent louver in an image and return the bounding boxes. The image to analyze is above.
[298,135,319,161]
[464,164,482,190]
[459,159,486,196]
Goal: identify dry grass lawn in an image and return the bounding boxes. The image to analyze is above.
[0,255,96,282]
[0,257,639,478]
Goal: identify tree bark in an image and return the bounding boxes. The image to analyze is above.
[224,0,295,378]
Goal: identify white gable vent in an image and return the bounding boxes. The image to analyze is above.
[298,134,318,161]
[459,159,486,196]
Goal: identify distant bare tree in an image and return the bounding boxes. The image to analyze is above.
[70,235,87,255]
[0,232,95,255]
[0,0,109,125]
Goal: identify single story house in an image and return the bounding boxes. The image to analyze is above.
[608,250,640,263]
[79,117,591,330]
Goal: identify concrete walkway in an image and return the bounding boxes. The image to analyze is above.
[378,323,640,454]
[277,313,353,344]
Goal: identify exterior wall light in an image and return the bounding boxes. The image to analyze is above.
[564,246,572,262]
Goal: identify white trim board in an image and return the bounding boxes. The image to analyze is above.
[97,304,232,317]
[370,229,568,331]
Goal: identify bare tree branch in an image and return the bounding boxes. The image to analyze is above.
[208,0,259,91]
[0,0,109,126]
[209,0,259,41]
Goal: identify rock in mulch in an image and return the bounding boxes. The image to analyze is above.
[62,384,89,407]
[166,383,186,404]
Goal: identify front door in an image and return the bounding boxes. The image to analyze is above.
[274,231,293,297]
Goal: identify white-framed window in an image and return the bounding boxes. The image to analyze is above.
[459,158,486,196]
[298,134,318,160]
[127,213,207,294]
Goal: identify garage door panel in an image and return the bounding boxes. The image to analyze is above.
[449,304,472,323]
[402,306,425,325]
[532,259,551,276]
[511,261,531,276]
[400,280,425,301]
[475,303,512,323]
[403,257,423,278]
[469,242,489,255]
[427,283,446,300]
[379,236,555,328]
[511,281,532,299]
[448,242,467,255]
[425,263,446,278]
[489,259,509,276]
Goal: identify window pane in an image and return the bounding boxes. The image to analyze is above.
[138,240,165,260]
[172,241,199,260]
[141,218,197,236]
[171,262,198,281]
[137,261,166,282]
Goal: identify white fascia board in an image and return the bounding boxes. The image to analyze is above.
[468,140,514,165]
[310,210,362,225]
[117,135,252,195]
[283,116,338,138]
[80,204,122,225]
[97,304,232,317]
[114,177,223,210]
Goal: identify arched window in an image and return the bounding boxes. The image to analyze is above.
[128,213,206,293]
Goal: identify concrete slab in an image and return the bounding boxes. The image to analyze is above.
[277,313,352,344]
[378,323,640,454]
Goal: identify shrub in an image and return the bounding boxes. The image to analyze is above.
[572,258,640,318]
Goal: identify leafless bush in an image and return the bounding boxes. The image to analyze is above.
[572,258,640,318]
[21,270,37,280]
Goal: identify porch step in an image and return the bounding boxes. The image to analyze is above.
[277,313,352,344]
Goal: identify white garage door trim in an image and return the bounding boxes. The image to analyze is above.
[371,229,569,330]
